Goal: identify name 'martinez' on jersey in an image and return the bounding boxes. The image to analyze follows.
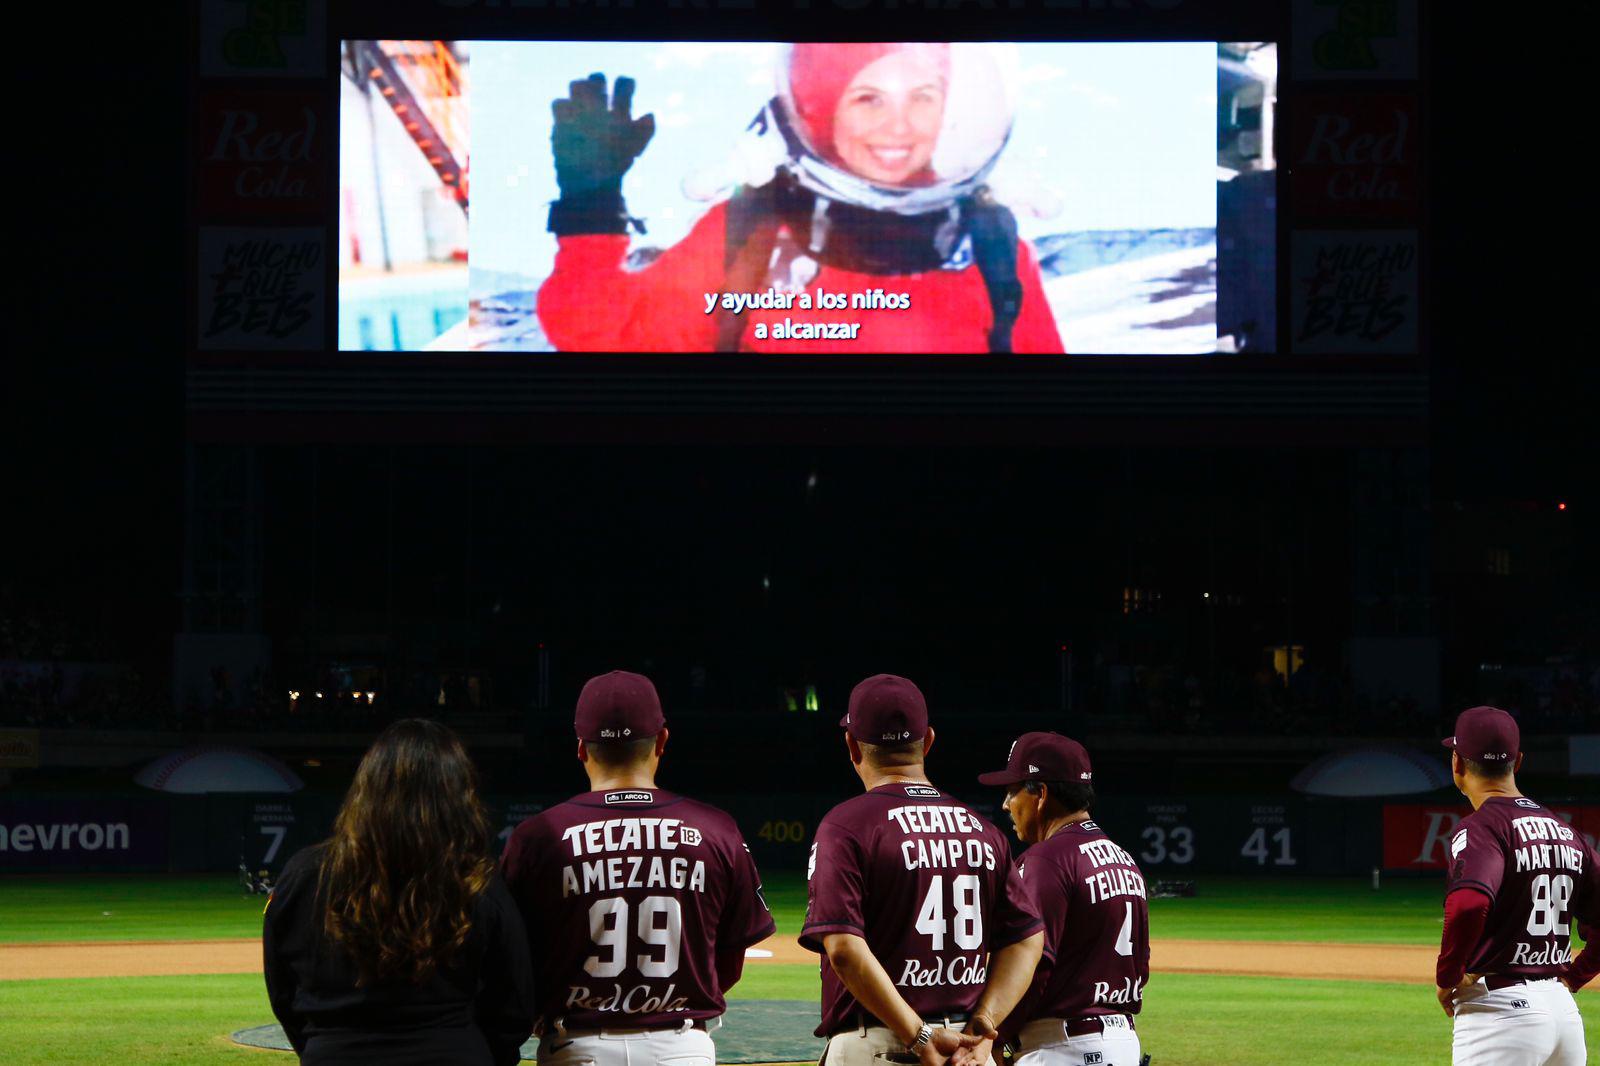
[1510,815,1585,874]
[557,816,709,897]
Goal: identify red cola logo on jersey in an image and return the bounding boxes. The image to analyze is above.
[1093,975,1145,1006]
[896,953,987,988]
[1508,942,1574,967]
[563,982,690,1015]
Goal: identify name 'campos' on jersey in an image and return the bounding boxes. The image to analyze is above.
[888,804,999,872]
[558,816,708,898]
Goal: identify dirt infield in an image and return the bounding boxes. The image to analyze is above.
[1,934,1446,984]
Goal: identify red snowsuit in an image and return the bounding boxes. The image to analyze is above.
[537,200,1066,353]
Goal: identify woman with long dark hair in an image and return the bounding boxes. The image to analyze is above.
[264,719,534,1065]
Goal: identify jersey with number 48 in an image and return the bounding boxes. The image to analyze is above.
[501,789,775,1031]
[1447,796,1600,976]
[801,783,1042,1036]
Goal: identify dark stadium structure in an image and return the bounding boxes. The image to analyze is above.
[7,0,1595,893]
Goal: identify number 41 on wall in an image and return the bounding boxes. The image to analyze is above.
[1241,826,1297,866]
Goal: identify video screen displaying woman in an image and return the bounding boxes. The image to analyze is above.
[339,40,1275,354]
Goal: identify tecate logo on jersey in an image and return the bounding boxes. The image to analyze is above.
[564,982,690,1015]
[1093,976,1145,1006]
[896,953,987,988]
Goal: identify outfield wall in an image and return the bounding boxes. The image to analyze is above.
[6,789,1595,878]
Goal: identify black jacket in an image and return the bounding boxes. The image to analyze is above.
[263,845,535,1065]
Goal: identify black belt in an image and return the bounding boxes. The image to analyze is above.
[1065,1015,1135,1038]
[546,1019,711,1034]
[1483,976,1530,992]
[836,1013,971,1036]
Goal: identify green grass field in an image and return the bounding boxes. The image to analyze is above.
[0,873,1593,1065]
[0,873,1450,944]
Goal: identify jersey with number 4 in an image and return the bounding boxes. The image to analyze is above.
[801,782,1042,1036]
[501,789,775,1030]
[1446,796,1599,976]
[1016,820,1150,1022]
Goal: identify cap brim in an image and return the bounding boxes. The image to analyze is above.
[839,714,849,728]
[977,769,1027,786]
[1441,737,1456,749]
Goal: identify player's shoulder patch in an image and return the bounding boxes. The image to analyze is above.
[903,785,940,798]
[1450,828,1469,859]
[1513,798,1539,809]
[1080,820,1099,832]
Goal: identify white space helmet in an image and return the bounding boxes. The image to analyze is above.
[773,42,1017,215]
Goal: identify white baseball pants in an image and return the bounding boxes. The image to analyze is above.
[1451,977,1586,1066]
[1015,1015,1142,1066]
[538,1024,717,1066]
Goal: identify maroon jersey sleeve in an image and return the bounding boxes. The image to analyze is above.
[1445,816,1507,903]
[993,838,1045,949]
[800,812,868,948]
[717,839,778,951]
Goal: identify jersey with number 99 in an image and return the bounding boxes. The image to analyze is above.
[501,789,775,1031]
[800,782,1042,1037]
[1446,796,1600,977]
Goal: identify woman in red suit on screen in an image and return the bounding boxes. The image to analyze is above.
[535,43,1065,354]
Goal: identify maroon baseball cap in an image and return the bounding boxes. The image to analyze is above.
[1442,705,1519,765]
[841,674,928,743]
[575,670,665,742]
[978,731,1093,787]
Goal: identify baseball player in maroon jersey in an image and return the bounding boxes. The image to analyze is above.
[802,674,1045,1066]
[501,671,776,1066]
[976,732,1150,1066]
[1435,705,1598,1065]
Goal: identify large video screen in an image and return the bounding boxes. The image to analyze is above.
[339,41,1276,355]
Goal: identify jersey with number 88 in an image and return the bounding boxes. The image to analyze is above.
[1446,796,1599,976]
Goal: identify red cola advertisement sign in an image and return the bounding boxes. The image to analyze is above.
[1289,94,1419,220]
[1383,804,1600,870]
[197,90,326,219]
